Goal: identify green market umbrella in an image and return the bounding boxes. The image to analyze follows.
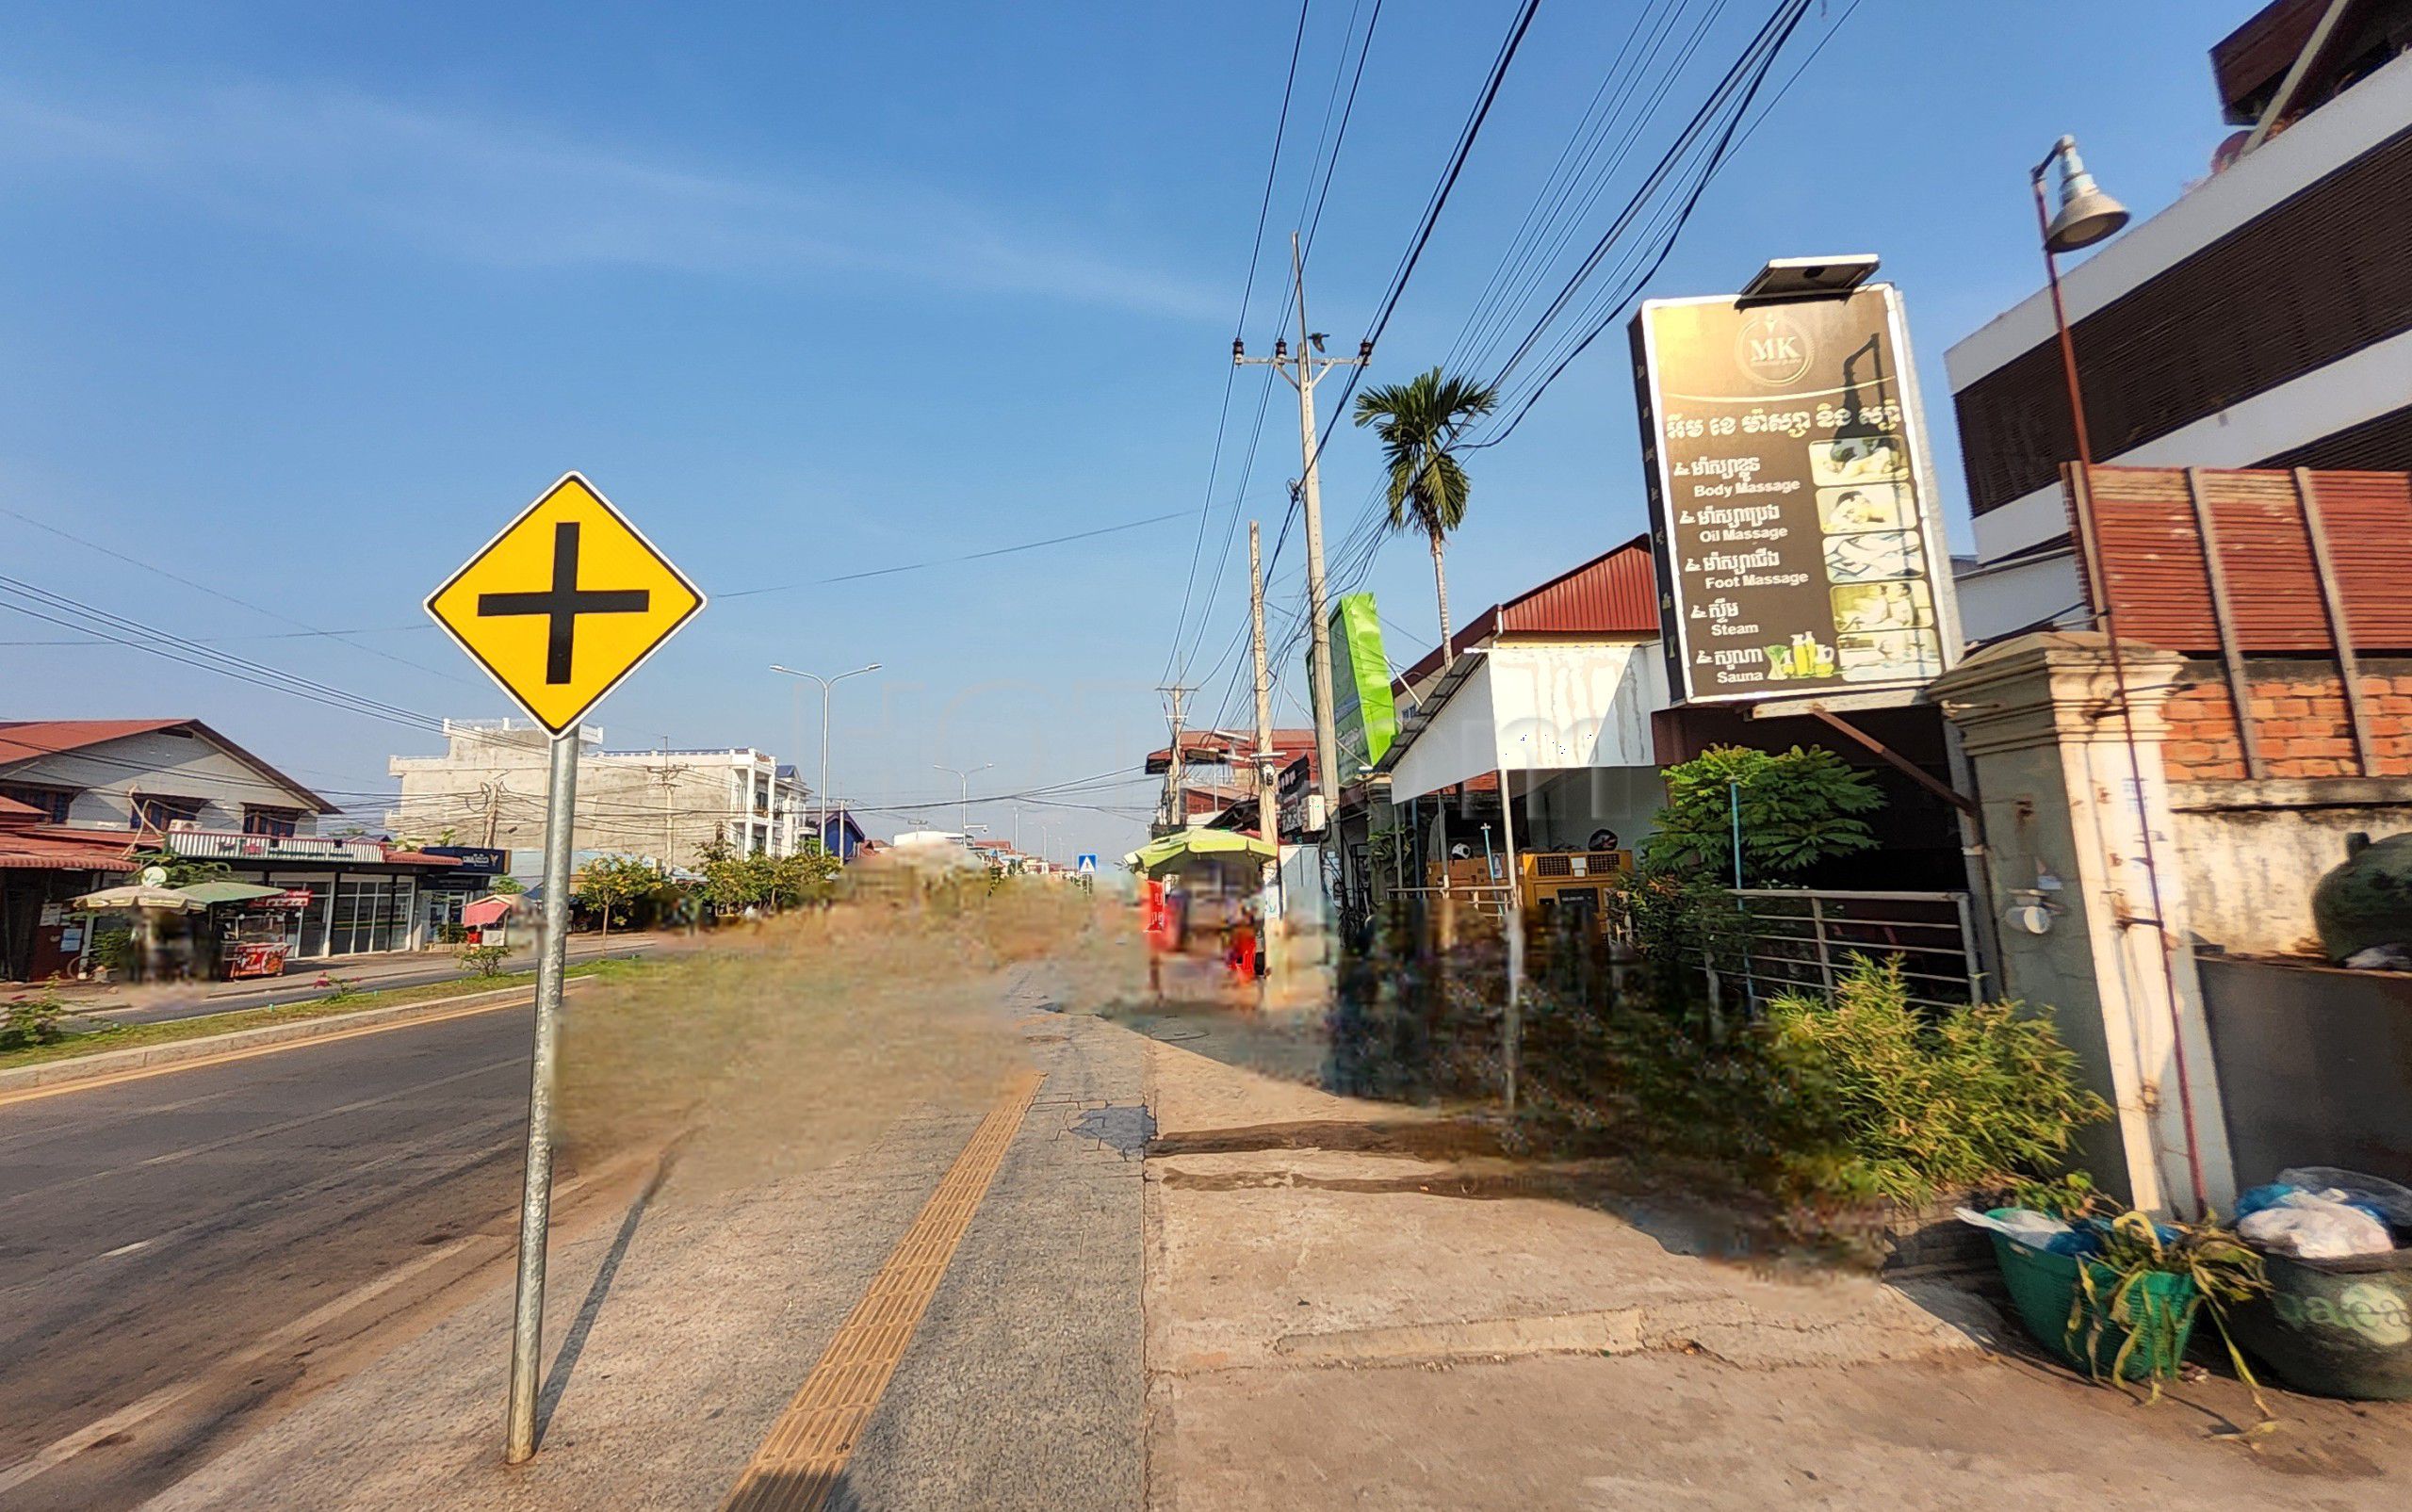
[1124,829,1279,874]
[173,881,290,906]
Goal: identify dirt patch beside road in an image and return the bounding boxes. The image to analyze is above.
[557,889,1102,1192]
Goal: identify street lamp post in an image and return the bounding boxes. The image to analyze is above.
[770,662,881,859]
[2027,137,2208,1215]
[934,762,993,840]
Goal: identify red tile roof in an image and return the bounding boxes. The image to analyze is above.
[0,719,339,814]
[1393,535,1656,692]
[0,719,193,766]
[0,829,135,871]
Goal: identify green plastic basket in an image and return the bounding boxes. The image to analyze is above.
[1987,1211,2200,1380]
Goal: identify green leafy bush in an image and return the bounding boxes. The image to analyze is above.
[2,991,70,1049]
[1765,956,2110,1202]
[91,927,138,975]
[575,854,670,935]
[1600,870,1752,1019]
[460,943,511,978]
[1640,744,1882,884]
[1515,956,2108,1209]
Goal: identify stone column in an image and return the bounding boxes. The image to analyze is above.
[1931,631,2234,1215]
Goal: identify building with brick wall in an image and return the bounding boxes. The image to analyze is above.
[2159,660,2412,783]
[1946,3,2412,641]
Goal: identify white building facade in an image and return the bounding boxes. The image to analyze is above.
[388,720,808,872]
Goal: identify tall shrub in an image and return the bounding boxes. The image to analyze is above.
[1767,957,2109,1202]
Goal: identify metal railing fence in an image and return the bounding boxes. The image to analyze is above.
[1704,887,1982,1012]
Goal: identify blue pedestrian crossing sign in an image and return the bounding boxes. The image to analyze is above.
[1076,854,1099,875]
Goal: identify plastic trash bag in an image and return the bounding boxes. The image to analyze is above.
[2280,1167,2412,1231]
[2240,1191,2395,1259]
[1955,1207,2095,1255]
[2236,1182,2306,1222]
[2078,1213,2172,1248]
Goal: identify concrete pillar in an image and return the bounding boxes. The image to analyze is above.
[1931,631,2234,1216]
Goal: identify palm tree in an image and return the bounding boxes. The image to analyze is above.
[1351,366,1500,660]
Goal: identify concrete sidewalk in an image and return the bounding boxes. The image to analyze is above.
[1137,1027,2412,1509]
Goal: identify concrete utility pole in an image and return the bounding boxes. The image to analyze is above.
[1250,518,1285,978]
[1158,683,1193,830]
[652,738,688,870]
[1235,232,1368,839]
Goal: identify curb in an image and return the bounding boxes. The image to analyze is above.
[0,978,590,1097]
[49,939,656,1020]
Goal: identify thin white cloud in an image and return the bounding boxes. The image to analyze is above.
[0,82,1220,319]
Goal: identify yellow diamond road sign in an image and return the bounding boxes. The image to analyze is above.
[427,473,704,734]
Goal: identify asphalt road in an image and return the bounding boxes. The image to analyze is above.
[0,999,547,1506]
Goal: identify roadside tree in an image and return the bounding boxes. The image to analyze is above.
[575,855,667,936]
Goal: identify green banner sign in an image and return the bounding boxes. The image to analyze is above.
[1327,593,1396,779]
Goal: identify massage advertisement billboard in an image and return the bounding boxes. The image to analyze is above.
[1630,285,1957,704]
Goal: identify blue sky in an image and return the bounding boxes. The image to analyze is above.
[1,0,2268,862]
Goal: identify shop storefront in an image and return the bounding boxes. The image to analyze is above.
[417,845,506,944]
[160,832,464,960]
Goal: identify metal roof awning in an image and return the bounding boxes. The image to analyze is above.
[173,880,292,905]
[1383,642,1669,801]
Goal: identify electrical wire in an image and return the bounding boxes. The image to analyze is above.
[1205,0,1545,746]
[0,502,478,688]
[1160,0,1315,683]
[725,507,1188,597]
[1466,0,1818,446]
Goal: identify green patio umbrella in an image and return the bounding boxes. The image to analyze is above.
[1125,829,1279,874]
[173,881,291,906]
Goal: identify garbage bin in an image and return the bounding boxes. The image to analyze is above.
[2230,1249,2412,1401]
[1989,1212,2199,1380]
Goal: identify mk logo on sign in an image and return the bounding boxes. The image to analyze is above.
[426,473,704,733]
[1736,309,1814,386]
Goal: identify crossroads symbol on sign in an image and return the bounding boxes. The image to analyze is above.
[425,472,705,734]
[476,522,652,684]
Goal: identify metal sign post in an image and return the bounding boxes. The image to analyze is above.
[505,729,578,1463]
[423,472,704,1465]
